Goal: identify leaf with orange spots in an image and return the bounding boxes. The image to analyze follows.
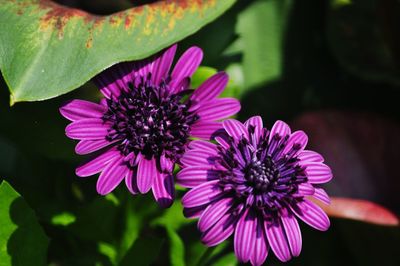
[0,0,235,104]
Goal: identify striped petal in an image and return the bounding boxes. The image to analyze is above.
[75,139,114,155]
[201,211,237,246]
[244,116,263,143]
[151,45,177,85]
[295,183,315,196]
[188,140,218,153]
[291,199,330,231]
[198,197,232,232]
[223,119,248,141]
[282,130,308,155]
[170,46,203,91]
[312,187,331,205]
[60,99,106,121]
[180,151,219,167]
[136,157,157,193]
[96,156,128,195]
[269,120,291,144]
[197,98,240,121]
[298,150,324,163]
[250,218,269,266]
[190,121,223,139]
[76,148,120,177]
[125,168,139,195]
[281,213,302,257]
[152,173,175,208]
[181,180,222,208]
[177,166,221,188]
[66,118,109,140]
[265,221,291,262]
[191,72,228,102]
[305,163,333,184]
[234,210,256,263]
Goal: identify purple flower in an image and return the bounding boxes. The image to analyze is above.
[59,44,240,207]
[177,116,332,265]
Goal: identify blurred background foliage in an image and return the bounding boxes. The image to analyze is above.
[0,0,399,265]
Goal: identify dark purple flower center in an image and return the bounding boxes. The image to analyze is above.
[218,130,307,218]
[102,74,198,161]
[244,157,280,193]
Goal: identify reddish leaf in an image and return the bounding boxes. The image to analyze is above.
[311,197,399,226]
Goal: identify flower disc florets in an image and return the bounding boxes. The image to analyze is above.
[103,74,198,162]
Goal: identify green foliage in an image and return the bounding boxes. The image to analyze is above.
[236,0,292,89]
[0,0,235,104]
[0,181,48,266]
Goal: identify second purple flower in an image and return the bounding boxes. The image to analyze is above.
[60,44,240,207]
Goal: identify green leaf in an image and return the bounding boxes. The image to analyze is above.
[0,0,236,104]
[236,0,292,89]
[212,253,237,266]
[166,226,185,266]
[51,211,76,226]
[0,180,49,266]
[152,201,192,231]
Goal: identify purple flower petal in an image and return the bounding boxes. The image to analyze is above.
[197,98,241,121]
[250,218,269,266]
[282,130,308,155]
[66,118,110,140]
[60,99,106,121]
[177,166,221,188]
[244,116,263,143]
[198,197,232,232]
[305,162,333,184]
[265,221,291,262]
[312,187,331,205]
[268,120,291,143]
[94,62,137,98]
[291,199,330,231]
[190,121,222,139]
[151,44,177,85]
[180,150,219,167]
[281,212,302,257]
[201,211,237,246]
[94,73,122,99]
[184,205,208,219]
[215,135,230,149]
[181,180,222,208]
[234,210,256,263]
[298,150,324,163]
[223,119,249,141]
[152,173,175,208]
[191,72,229,102]
[125,168,139,195]
[295,183,315,196]
[170,46,203,92]
[188,140,218,153]
[75,139,114,155]
[76,148,119,177]
[136,157,157,193]
[96,156,128,195]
